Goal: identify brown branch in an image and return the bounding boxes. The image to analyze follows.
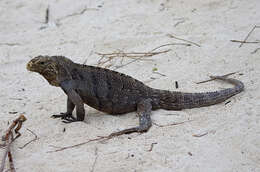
[19,129,38,149]
[196,72,237,84]
[166,34,201,47]
[0,115,26,172]
[0,136,11,172]
[238,25,260,48]
[8,149,15,172]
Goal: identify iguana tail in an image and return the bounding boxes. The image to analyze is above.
[151,76,244,110]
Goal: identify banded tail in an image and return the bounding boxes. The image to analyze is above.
[152,76,244,110]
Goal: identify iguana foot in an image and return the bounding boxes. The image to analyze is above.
[51,113,76,120]
[109,99,152,137]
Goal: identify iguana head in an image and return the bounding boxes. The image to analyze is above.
[27,55,61,86]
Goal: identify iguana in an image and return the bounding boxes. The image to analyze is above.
[26,55,244,136]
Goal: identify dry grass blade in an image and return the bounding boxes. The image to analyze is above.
[230,40,260,44]
[153,120,192,127]
[47,136,110,153]
[96,49,171,69]
[19,129,38,149]
[196,72,236,84]
[238,25,260,48]
[166,34,201,47]
[193,132,208,137]
[150,43,191,52]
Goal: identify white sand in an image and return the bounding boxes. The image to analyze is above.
[0,0,260,171]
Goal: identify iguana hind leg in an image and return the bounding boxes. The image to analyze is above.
[109,98,152,137]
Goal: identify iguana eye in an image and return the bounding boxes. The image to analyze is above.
[40,61,45,65]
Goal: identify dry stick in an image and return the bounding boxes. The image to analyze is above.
[147,142,157,152]
[192,132,208,137]
[238,25,259,48]
[48,120,192,153]
[0,43,21,47]
[19,129,38,149]
[150,43,191,52]
[90,147,98,172]
[45,6,49,24]
[152,71,166,77]
[230,40,260,44]
[251,47,260,54]
[0,136,11,172]
[175,81,179,89]
[196,72,236,84]
[47,136,109,153]
[8,147,15,172]
[111,50,171,70]
[166,34,201,47]
[96,41,192,69]
[57,7,98,22]
[0,115,26,172]
[152,120,193,127]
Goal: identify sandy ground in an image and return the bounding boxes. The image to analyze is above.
[0,0,260,171]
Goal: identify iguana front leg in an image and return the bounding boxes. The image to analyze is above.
[51,97,76,121]
[52,81,85,123]
[109,98,152,137]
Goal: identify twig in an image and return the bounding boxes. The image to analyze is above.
[153,120,192,127]
[19,129,38,149]
[57,6,98,23]
[251,47,260,54]
[47,135,112,153]
[0,43,21,47]
[196,72,237,84]
[147,142,157,152]
[45,6,49,24]
[230,40,260,44]
[90,147,98,172]
[192,132,208,137]
[174,20,185,27]
[166,34,201,47]
[113,56,148,70]
[150,43,191,52]
[95,41,192,69]
[175,81,179,89]
[96,49,171,69]
[0,115,26,172]
[152,71,166,77]
[143,77,158,84]
[238,25,259,48]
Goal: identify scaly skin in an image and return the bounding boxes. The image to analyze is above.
[26,55,244,135]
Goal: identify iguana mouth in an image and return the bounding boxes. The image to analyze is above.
[26,61,35,72]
